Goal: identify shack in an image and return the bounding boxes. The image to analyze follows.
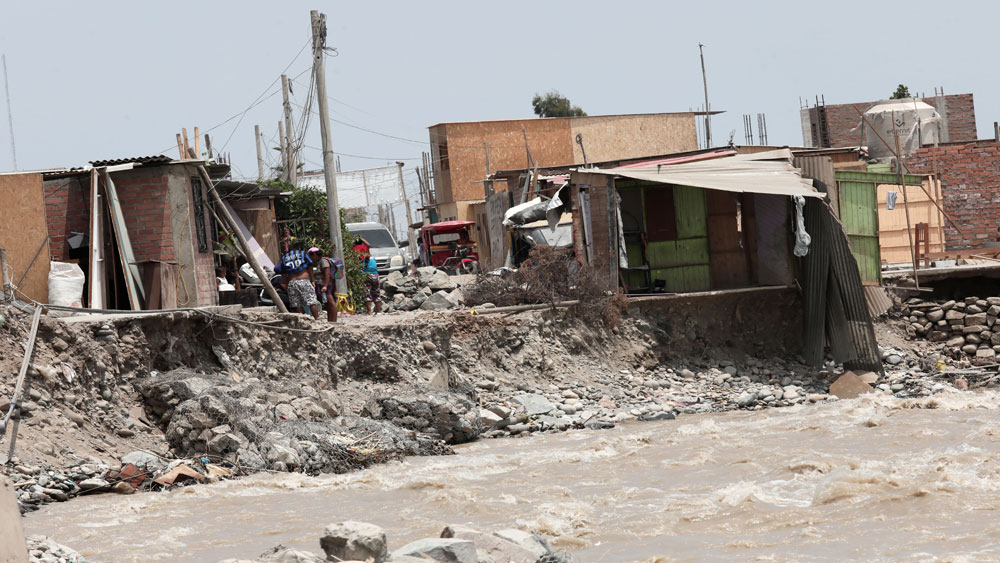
[41,156,279,310]
[570,149,882,372]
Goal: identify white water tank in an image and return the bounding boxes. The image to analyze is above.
[863,99,942,158]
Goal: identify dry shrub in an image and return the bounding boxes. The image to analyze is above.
[465,246,605,307]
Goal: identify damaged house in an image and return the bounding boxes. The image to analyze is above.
[40,156,279,310]
[568,149,882,373]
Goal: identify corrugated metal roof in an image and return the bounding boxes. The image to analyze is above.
[89,155,172,167]
[586,149,822,199]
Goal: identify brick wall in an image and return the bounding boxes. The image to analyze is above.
[809,94,977,147]
[43,176,90,261]
[110,168,176,263]
[908,141,1000,249]
[43,168,175,263]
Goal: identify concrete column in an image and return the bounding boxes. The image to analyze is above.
[0,475,28,562]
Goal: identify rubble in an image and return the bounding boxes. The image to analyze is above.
[381,267,466,313]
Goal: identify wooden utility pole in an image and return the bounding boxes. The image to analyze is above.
[196,164,287,313]
[254,125,264,179]
[698,43,712,148]
[277,120,286,181]
[397,162,418,255]
[281,75,297,186]
[311,10,347,296]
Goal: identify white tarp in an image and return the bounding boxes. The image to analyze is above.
[583,149,822,198]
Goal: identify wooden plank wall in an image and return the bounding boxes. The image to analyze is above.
[876,177,944,263]
[0,173,51,303]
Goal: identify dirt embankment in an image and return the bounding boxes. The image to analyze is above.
[0,297,941,516]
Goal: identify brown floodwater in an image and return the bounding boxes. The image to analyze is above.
[24,390,1000,562]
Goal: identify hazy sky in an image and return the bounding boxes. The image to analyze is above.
[0,0,993,184]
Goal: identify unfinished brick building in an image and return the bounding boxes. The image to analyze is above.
[43,157,224,308]
[801,93,977,148]
[908,141,1000,251]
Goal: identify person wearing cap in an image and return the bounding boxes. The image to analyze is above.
[308,246,338,322]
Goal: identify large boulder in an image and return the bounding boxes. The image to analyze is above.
[492,529,560,561]
[441,525,537,563]
[426,270,457,291]
[511,394,555,416]
[828,371,874,399]
[320,521,388,563]
[420,291,454,312]
[392,538,477,563]
[257,545,324,563]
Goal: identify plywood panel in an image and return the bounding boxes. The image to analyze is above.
[0,173,50,303]
[755,194,793,285]
[876,178,944,263]
[707,190,750,289]
[569,114,697,164]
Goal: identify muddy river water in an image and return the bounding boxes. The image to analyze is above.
[24,390,1000,562]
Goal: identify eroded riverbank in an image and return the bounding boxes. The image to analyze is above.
[25,389,1000,562]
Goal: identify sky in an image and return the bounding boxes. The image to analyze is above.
[0,0,994,188]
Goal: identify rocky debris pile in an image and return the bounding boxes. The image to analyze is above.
[221,520,568,563]
[136,368,452,474]
[25,535,86,563]
[901,296,1000,364]
[368,391,482,444]
[381,267,466,312]
[5,449,235,514]
[467,357,851,438]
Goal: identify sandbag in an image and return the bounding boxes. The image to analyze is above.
[48,261,85,307]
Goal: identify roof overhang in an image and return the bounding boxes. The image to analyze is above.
[577,148,822,198]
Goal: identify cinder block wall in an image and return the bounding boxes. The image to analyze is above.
[908,141,1000,250]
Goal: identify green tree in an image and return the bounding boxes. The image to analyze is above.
[531,90,587,118]
[890,84,912,99]
[270,181,366,309]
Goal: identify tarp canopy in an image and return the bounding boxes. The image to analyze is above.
[582,149,822,198]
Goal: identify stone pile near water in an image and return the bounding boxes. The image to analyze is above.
[25,535,86,563]
[220,520,569,563]
[381,267,466,312]
[900,296,1000,364]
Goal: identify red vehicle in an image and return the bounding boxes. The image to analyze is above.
[419,221,480,274]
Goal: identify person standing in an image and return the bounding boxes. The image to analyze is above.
[363,252,382,314]
[308,246,338,323]
[280,246,320,320]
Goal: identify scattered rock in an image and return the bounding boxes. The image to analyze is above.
[829,371,874,399]
[320,521,388,563]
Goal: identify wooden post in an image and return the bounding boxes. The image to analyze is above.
[282,75,296,186]
[196,164,288,313]
[254,124,264,179]
[892,111,920,290]
[194,126,200,158]
[0,248,9,302]
[397,162,418,255]
[181,128,190,157]
[175,133,184,159]
[311,10,348,295]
